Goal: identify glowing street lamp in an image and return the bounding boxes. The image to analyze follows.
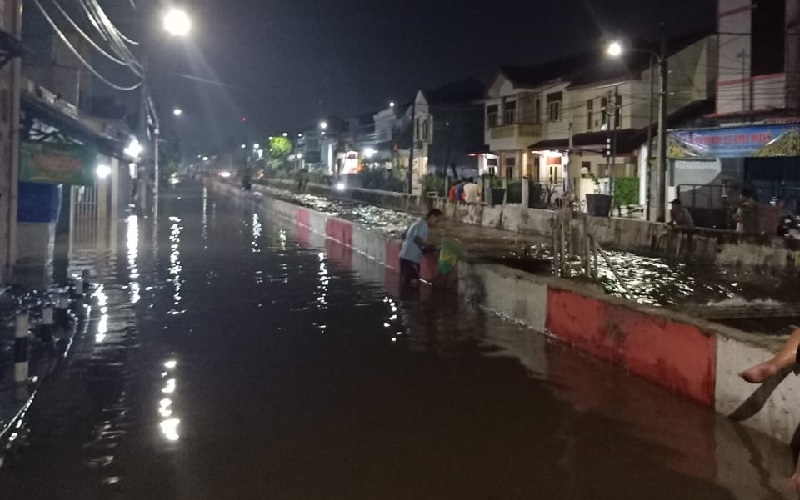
[606,41,623,58]
[163,8,192,37]
[96,164,112,179]
[319,121,328,130]
[124,138,143,159]
[173,108,183,116]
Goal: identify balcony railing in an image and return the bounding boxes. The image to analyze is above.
[489,123,542,140]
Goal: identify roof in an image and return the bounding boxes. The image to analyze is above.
[568,32,710,88]
[21,93,122,156]
[423,78,485,105]
[499,52,596,88]
[497,32,711,91]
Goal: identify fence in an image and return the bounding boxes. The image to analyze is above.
[676,184,735,230]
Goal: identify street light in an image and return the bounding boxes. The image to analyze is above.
[124,138,143,159]
[319,121,328,130]
[241,144,246,149]
[253,143,260,149]
[173,108,183,116]
[282,132,288,137]
[389,101,395,108]
[606,38,668,222]
[606,41,623,58]
[163,8,192,37]
[96,164,112,179]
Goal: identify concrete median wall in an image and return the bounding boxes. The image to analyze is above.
[259,179,800,273]
[224,181,800,445]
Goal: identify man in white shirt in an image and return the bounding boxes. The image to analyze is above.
[462,178,480,204]
[400,209,443,286]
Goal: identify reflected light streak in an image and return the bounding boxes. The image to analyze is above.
[202,187,208,246]
[160,418,180,441]
[162,378,176,394]
[126,215,140,303]
[169,218,184,308]
[316,252,328,311]
[95,285,109,343]
[252,213,262,253]
[159,398,173,418]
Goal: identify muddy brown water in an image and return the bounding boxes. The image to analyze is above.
[0,182,795,499]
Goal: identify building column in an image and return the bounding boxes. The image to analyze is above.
[16,183,61,289]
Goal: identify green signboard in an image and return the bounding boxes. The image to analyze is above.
[19,142,97,186]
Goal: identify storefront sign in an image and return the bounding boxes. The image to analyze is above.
[19,142,96,185]
[668,125,800,159]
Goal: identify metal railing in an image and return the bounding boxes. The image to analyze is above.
[676,184,736,230]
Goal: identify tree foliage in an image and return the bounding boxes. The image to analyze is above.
[265,136,293,170]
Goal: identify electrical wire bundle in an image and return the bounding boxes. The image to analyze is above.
[30,0,143,91]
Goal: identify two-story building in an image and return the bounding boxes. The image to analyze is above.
[481,54,592,182]
[481,34,716,212]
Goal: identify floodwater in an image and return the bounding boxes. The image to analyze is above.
[0,182,796,499]
[258,183,800,333]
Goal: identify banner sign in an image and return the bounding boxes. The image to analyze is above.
[19,142,96,186]
[668,125,800,159]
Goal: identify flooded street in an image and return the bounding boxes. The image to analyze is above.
[0,182,795,499]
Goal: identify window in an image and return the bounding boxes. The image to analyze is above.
[534,98,541,124]
[505,156,516,179]
[503,100,517,125]
[546,155,562,182]
[601,96,608,128]
[547,92,562,122]
[417,118,430,142]
[486,105,498,129]
[751,0,786,76]
[586,99,593,130]
[614,95,622,129]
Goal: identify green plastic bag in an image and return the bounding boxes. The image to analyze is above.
[438,238,463,276]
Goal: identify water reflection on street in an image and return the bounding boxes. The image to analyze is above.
[0,181,795,499]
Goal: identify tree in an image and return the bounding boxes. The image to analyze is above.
[265,136,293,171]
[159,134,182,180]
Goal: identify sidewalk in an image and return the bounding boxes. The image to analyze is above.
[0,293,80,451]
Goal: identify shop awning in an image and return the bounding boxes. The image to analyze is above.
[21,92,125,157]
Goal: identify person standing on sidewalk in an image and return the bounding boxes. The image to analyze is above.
[463,178,481,204]
[400,209,443,287]
[735,189,759,234]
[455,180,466,205]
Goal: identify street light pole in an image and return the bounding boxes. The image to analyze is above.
[655,34,668,222]
[407,99,416,195]
[606,37,668,222]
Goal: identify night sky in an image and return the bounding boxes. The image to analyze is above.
[28,0,717,153]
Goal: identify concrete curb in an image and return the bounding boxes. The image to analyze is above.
[226,181,800,444]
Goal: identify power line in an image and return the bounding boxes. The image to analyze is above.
[32,0,142,91]
[48,0,129,67]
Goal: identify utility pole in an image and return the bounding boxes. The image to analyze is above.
[407,97,416,195]
[604,89,612,195]
[646,54,654,220]
[655,29,669,222]
[2,0,23,281]
[610,85,619,200]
